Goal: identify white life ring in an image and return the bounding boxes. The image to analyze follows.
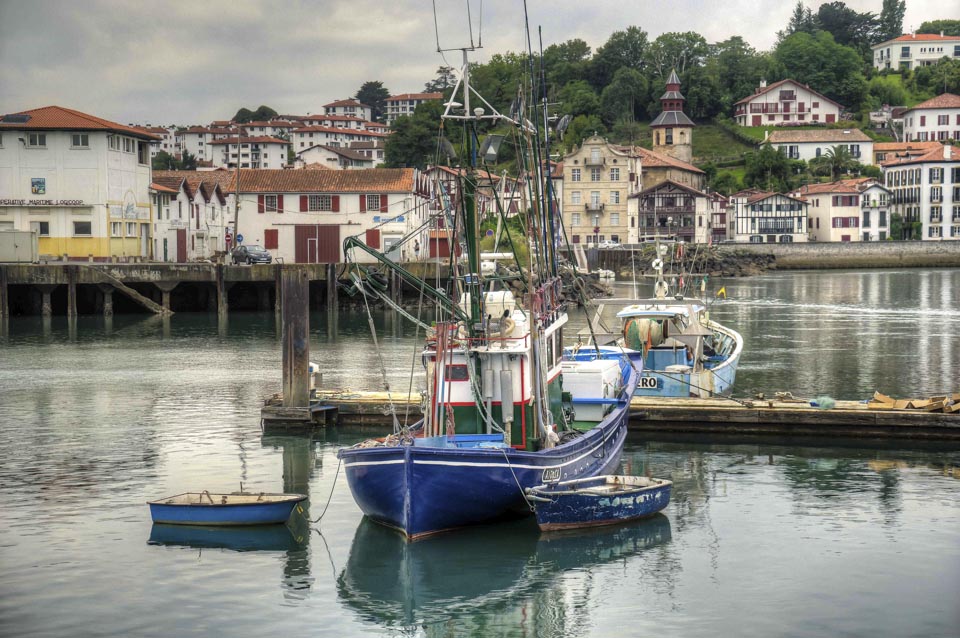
[651,258,664,271]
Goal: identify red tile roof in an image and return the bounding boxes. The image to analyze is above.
[154,170,238,191]
[150,181,180,194]
[873,141,942,152]
[767,129,872,143]
[324,99,371,108]
[797,180,862,195]
[881,144,958,166]
[615,145,704,174]
[207,136,289,145]
[883,33,960,43]
[387,92,444,102]
[227,168,414,193]
[903,93,960,112]
[0,105,161,140]
[292,125,388,137]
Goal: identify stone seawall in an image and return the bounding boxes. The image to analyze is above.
[721,241,960,270]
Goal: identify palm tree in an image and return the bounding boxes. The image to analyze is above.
[822,145,856,180]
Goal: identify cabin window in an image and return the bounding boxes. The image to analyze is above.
[445,365,469,382]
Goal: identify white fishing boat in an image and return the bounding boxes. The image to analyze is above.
[570,240,743,398]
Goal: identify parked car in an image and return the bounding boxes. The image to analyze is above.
[597,240,621,249]
[232,245,272,265]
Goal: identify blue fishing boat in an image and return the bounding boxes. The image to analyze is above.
[336,12,641,539]
[147,492,306,526]
[527,475,672,531]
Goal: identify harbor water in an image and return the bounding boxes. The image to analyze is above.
[1,268,959,637]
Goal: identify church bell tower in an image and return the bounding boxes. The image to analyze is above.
[650,69,695,163]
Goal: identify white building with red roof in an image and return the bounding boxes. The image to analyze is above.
[0,105,160,260]
[225,168,431,263]
[872,33,960,71]
[901,93,960,143]
[734,79,843,127]
[323,99,373,122]
[176,126,239,162]
[290,125,387,152]
[795,179,891,242]
[385,92,444,124]
[207,136,289,169]
[882,144,960,240]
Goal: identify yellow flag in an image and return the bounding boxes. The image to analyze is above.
[717,287,727,299]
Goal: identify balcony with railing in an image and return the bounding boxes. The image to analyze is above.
[638,205,695,214]
[585,202,604,213]
[585,155,606,167]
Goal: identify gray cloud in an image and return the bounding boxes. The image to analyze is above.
[0,0,952,125]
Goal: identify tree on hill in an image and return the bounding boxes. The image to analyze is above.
[777,0,817,44]
[542,39,592,91]
[600,67,649,125]
[589,27,648,90]
[152,150,178,171]
[647,32,710,78]
[233,105,277,123]
[773,30,868,110]
[917,19,960,37]
[152,150,196,171]
[385,101,445,169]
[744,144,794,191]
[909,59,960,96]
[810,145,858,179]
[424,66,457,93]
[356,81,390,122]
[878,0,907,41]
[815,1,878,57]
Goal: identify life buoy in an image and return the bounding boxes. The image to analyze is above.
[654,280,669,297]
[651,258,664,271]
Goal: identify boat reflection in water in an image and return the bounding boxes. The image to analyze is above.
[337,514,672,631]
[148,523,308,553]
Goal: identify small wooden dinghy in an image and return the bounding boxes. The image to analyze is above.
[526,475,671,531]
[147,491,307,526]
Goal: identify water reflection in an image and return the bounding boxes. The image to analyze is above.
[338,515,673,635]
[147,523,307,552]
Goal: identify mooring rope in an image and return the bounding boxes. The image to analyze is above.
[297,456,342,525]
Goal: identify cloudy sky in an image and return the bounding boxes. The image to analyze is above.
[0,0,951,126]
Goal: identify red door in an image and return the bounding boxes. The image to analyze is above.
[294,225,340,263]
[176,229,187,262]
[752,115,761,126]
[826,114,836,123]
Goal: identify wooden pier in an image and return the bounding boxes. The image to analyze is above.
[261,391,960,440]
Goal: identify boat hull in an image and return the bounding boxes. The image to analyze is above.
[529,476,672,531]
[339,367,637,539]
[147,493,307,526]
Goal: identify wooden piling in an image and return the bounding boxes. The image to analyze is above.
[326,263,338,310]
[0,265,8,318]
[281,267,310,408]
[98,284,114,317]
[216,264,228,318]
[67,266,77,317]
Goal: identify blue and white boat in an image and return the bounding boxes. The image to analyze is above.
[147,492,306,526]
[570,245,743,398]
[527,475,672,531]
[336,25,641,540]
